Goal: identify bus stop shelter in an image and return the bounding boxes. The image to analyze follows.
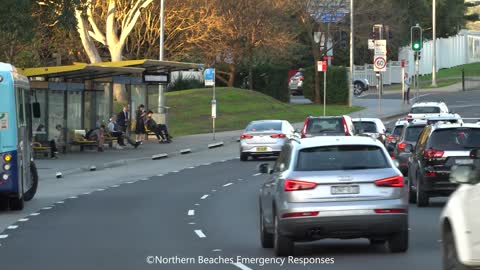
[19,59,203,149]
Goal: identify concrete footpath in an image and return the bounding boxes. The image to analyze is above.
[35,98,410,181]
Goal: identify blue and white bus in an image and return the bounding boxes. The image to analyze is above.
[0,63,39,210]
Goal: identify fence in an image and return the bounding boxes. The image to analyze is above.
[352,61,403,85]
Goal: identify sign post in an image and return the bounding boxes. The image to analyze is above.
[373,36,387,116]
[318,60,328,116]
[204,68,216,140]
[401,60,405,104]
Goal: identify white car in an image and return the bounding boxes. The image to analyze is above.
[440,159,480,270]
[352,118,387,143]
[407,102,449,119]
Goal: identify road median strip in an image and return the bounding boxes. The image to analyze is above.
[208,142,224,149]
[152,153,169,160]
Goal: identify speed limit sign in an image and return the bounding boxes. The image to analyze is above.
[374,56,387,72]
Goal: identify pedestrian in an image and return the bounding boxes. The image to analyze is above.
[48,124,63,159]
[404,73,411,104]
[117,105,129,133]
[86,125,106,152]
[107,115,140,149]
[145,110,172,144]
[135,104,146,144]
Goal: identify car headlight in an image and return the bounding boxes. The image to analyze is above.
[2,174,8,181]
[3,163,11,171]
[3,154,12,162]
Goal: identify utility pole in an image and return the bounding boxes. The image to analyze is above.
[158,0,166,119]
[432,0,437,87]
[348,0,354,107]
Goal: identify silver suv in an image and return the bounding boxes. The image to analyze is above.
[258,136,408,256]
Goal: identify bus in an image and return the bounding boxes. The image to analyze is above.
[0,62,39,211]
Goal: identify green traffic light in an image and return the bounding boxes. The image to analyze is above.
[413,43,420,50]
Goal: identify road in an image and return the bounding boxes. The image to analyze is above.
[1,89,480,269]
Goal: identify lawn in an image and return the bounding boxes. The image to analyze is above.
[165,87,363,136]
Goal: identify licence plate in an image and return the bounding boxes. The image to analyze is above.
[256,147,268,152]
[455,159,474,165]
[331,185,360,195]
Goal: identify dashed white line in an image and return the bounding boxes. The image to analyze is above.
[82,192,91,195]
[69,196,78,199]
[96,188,105,191]
[42,207,52,210]
[56,201,64,204]
[253,173,261,176]
[7,226,18,230]
[188,167,195,169]
[223,183,233,187]
[0,235,8,239]
[238,178,244,181]
[194,230,206,238]
[194,203,200,206]
[189,222,196,225]
[18,218,29,222]
[172,170,179,173]
[111,185,120,188]
[188,210,195,216]
[200,195,209,200]
[126,181,134,184]
[232,262,253,270]
[203,163,211,166]
[212,249,222,252]
[157,174,164,177]
[212,190,217,192]
[30,213,40,216]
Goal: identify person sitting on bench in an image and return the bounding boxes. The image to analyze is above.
[107,115,140,149]
[145,111,172,144]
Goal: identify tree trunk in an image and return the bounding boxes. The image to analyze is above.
[227,64,236,87]
[110,46,127,103]
[248,67,254,90]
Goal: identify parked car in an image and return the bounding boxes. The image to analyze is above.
[239,120,295,161]
[353,78,370,96]
[440,158,480,270]
[353,118,387,143]
[392,119,428,176]
[289,71,304,96]
[301,116,356,138]
[407,122,480,206]
[407,102,449,119]
[258,136,408,256]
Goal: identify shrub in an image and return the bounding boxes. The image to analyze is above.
[167,73,204,92]
[302,65,349,105]
[251,65,290,102]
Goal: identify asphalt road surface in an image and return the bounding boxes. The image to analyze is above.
[2,89,480,270]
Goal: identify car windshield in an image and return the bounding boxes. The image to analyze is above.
[296,145,389,171]
[306,118,344,135]
[410,106,441,114]
[405,125,425,142]
[246,122,281,132]
[354,121,378,133]
[392,126,404,137]
[428,128,480,150]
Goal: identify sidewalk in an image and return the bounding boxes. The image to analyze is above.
[36,98,409,181]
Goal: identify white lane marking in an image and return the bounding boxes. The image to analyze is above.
[220,160,227,162]
[111,185,120,188]
[7,226,18,230]
[42,207,52,210]
[212,190,217,192]
[96,188,105,191]
[56,201,64,204]
[30,213,40,216]
[189,222,196,225]
[238,178,244,181]
[253,173,261,176]
[203,163,211,166]
[126,181,134,184]
[82,192,91,195]
[188,210,195,216]
[18,218,29,222]
[141,178,148,181]
[223,183,233,187]
[232,262,253,270]
[172,170,179,173]
[194,230,206,238]
[69,196,78,199]
[188,167,195,169]
[195,203,200,206]
[0,235,8,239]
[212,249,222,252]
[200,195,209,200]
[157,174,164,177]
[438,239,443,243]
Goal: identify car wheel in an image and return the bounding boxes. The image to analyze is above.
[9,196,24,211]
[443,226,472,270]
[408,170,417,204]
[273,215,294,257]
[388,230,409,253]
[369,238,386,245]
[23,161,39,202]
[240,152,249,161]
[416,173,429,207]
[260,208,274,248]
[354,82,364,96]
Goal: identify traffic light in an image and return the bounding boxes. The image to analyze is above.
[411,26,423,51]
[340,31,348,48]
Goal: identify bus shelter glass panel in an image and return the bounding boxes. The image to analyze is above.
[147,85,159,113]
[32,89,48,143]
[94,83,111,127]
[48,90,65,144]
[67,91,82,141]
[84,91,93,130]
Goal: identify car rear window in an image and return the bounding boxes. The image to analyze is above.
[392,126,404,137]
[354,121,378,133]
[296,145,389,171]
[410,106,441,114]
[405,125,425,141]
[246,122,282,132]
[428,128,480,150]
[307,118,344,135]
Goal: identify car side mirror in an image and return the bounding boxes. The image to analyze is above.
[404,144,413,153]
[32,102,41,118]
[258,163,271,174]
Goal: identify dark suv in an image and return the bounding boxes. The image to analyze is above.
[301,116,356,138]
[393,120,427,176]
[406,123,480,207]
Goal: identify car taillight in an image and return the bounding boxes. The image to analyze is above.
[271,134,286,138]
[386,135,394,143]
[397,142,406,151]
[390,156,395,160]
[374,209,407,214]
[299,76,304,81]
[406,114,412,119]
[284,179,317,191]
[240,134,253,139]
[424,149,444,159]
[282,211,319,218]
[425,171,436,177]
[374,175,404,188]
[301,118,309,138]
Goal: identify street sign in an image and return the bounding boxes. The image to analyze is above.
[374,56,387,72]
[143,72,170,83]
[204,68,215,87]
[317,61,327,72]
[211,99,217,119]
[374,40,387,55]
[374,40,387,72]
[368,39,375,50]
[316,12,347,23]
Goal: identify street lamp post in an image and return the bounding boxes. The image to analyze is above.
[158,0,166,117]
[432,0,437,87]
[348,0,354,107]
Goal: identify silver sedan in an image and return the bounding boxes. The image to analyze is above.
[258,136,408,256]
[239,120,295,161]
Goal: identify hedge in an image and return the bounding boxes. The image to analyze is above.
[303,65,349,105]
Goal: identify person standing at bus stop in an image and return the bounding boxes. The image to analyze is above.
[117,105,129,133]
[404,73,411,104]
[135,104,146,144]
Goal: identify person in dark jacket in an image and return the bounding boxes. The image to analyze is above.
[117,105,129,133]
[145,110,172,143]
[135,104,146,144]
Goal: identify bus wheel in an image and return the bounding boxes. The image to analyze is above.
[23,161,39,202]
[9,197,24,211]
